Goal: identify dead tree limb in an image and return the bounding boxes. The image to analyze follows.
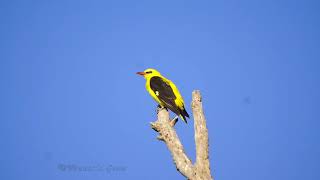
[151,90,213,180]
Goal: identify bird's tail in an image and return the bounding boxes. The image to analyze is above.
[180,108,190,124]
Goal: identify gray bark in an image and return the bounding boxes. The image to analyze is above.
[151,90,213,180]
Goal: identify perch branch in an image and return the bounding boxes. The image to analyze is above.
[150,90,213,180]
[151,108,194,178]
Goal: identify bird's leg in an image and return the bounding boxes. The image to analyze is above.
[156,104,163,114]
[170,116,179,127]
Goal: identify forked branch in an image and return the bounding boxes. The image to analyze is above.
[151,90,213,180]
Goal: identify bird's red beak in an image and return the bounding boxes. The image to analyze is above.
[136,72,146,76]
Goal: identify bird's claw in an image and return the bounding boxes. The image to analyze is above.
[156,105,162,114]
[156,105,168,114]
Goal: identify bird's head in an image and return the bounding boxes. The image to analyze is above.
[136,68,161,78]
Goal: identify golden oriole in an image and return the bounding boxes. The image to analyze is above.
[137,68,189,123]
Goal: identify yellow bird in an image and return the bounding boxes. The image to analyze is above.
[136,68,189,123]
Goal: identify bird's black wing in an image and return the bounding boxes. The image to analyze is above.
[150,76,181,116]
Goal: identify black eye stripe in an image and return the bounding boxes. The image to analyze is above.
[146,71,152,74]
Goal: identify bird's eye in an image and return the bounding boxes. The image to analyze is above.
[146,71,152,74]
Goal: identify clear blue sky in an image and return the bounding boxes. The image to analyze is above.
[1,0,319,180]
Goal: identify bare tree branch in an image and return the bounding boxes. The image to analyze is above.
[150,109,194,178]
[192,90,212,180]
[150,90,213,180]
